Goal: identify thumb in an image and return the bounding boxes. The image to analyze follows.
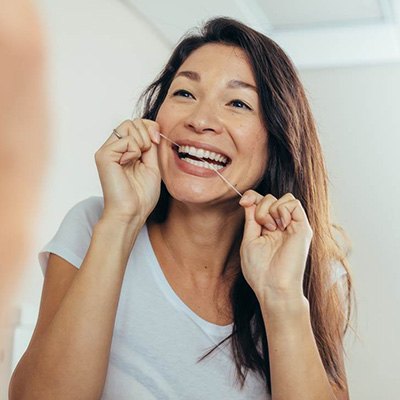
[141,141,159,172]
[242,204,262,244]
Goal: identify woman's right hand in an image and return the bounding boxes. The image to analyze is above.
[95,119,161,225]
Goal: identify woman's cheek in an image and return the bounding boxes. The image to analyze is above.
[156,102,183,130]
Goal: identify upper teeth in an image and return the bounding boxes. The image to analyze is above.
[178,145,228,164]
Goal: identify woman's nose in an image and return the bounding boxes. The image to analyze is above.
[184,102,223,134]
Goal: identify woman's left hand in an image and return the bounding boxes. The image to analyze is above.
[239,190,313,306]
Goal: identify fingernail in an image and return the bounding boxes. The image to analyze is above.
[239,194,252,206]
[246,192,255,203]
[266,223,277,231]
[276,218,284,230]
[154,131,161,144]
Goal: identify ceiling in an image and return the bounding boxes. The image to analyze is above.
[255,0,385,28]
[121,0,400,69]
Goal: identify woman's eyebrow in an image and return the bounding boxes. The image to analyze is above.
[174,70,200,81]
[174,70,257,93]
[226,80,257,93]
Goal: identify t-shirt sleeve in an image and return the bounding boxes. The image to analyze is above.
[330,260,347,287]
[38,196,104,275]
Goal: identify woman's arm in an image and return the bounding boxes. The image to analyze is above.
[259,296,349,400]
[10,119,160,399]
[239,191,349,400]
[9,217,141,400]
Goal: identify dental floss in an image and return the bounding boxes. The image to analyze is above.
[158,133,243,198]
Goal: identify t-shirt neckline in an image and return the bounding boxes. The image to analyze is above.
[143,223,234,339]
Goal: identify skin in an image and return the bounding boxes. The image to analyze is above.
[0,0,48,324]
[156,44,268,206]
[150,44,269,311]
[9,43,348,399]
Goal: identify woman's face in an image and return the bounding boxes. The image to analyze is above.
[156,43,268,205]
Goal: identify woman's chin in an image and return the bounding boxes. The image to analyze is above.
[166,183,226,205]
[171,191,216,205]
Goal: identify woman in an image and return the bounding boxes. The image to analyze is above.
[10,17,352,400]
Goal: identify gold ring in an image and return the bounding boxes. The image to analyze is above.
[112,129,122,139]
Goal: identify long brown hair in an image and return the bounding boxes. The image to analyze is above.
[139,17,353,394]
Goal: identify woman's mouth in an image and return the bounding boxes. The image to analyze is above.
[173,144,231,171]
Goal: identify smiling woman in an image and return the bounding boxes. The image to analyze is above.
[9,17,353,400]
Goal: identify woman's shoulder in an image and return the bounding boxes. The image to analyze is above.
[38,196,105,273]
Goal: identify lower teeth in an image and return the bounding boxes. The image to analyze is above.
[181,157,224,170]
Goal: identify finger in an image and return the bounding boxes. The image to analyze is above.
[272,198,309,229]
[136,119,153,149]
[240,191,263,242]
[238,189,262,207]
[99,129,158,171]
[242,204,262,243]
[101,118,159,151]
[130,119,153,151]
[268,193,296,229]
[275,203,292,230]
[95,135,141,167]
[129,120,160,168]
[240,190,279,232]
[254,194,279,231]
[101,120,132,147]
[115,120,156,165]
[141,138,159,169]
[116,137,141,165]
[101,128,124,147]
[127,119,146,150]
[142,119,161,144]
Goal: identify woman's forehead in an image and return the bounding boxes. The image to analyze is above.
[177,43,255,83]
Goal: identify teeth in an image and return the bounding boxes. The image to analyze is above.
[181,157,225,170]
[178,145,228,164]
[197,148,205,158]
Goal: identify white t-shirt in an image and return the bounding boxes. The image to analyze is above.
[39,197,269,400]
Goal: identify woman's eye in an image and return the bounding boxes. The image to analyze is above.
[229,99,252,110]
[172,89,194,99]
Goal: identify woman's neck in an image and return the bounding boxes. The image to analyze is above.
[149,199,244,288]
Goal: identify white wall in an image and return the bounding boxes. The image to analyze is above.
[2,1,400,399]
[300,64,400,399]
[0,0,169,398]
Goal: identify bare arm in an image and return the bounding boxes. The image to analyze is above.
[239,191,349,400]
[259,297,349,400]
[9,218,141,400]
[10,118,161,399]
